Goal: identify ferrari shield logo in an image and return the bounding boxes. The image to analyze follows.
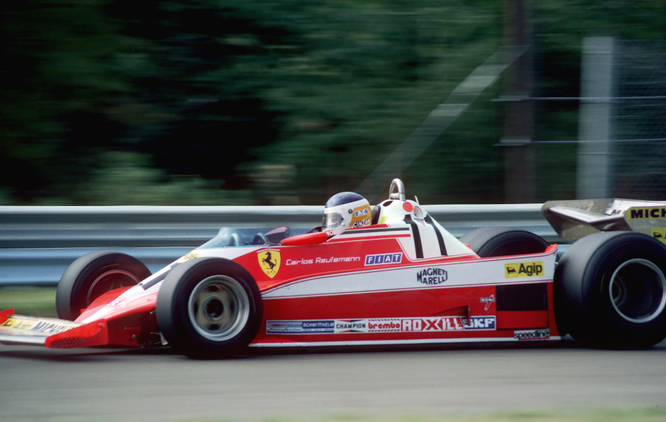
[258,250,281,278]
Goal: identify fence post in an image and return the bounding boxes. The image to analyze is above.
[577,37,616,199]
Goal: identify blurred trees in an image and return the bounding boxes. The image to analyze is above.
[0,1,664,205]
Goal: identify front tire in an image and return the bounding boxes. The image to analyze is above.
[556,231,666,349]
[155,257,263,359]
[56,251,151,321]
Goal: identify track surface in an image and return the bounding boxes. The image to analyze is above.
[2,339,666,422]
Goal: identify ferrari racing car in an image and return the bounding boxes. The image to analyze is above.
[2,179,666,357]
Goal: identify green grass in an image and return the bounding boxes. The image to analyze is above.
[175,408,666,422]
[0,286,58,318]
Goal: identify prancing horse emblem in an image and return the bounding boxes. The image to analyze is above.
[258,250,281,278]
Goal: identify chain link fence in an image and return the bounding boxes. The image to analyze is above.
[613,40,666,200]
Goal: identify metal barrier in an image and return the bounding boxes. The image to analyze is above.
[0,204,557,286]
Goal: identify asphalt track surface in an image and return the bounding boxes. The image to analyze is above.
[2,338,666,422]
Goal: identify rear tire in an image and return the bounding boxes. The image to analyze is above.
[460,227,549,257]
[556,231,666,349]
[155,257,263,359]
[56,251,151,321]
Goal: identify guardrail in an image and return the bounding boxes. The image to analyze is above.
[0,204,557,286]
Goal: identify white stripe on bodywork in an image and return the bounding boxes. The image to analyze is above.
[262,248,557,299]
[249,336,562,348]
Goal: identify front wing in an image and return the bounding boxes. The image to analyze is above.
[0,309,109,348]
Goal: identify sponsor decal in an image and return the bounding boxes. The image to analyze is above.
[181,251,200,261]
[367,319,402,332]
[505,262,544,278]
[258,250,281,278]
[334,320,369,333]
[627,207,666,220]
[416,268,448,285]
[351,204,372,228]
[266,316,496,335]
[108,296,128,308]
[514,329,550,341]
[480,294,495,311]
[267,320,335,334]
[1,318,76,335]
[365,253,402,266]
[651,228,666,244]
[285,256,361,266]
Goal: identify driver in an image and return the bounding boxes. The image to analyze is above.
[321,192,372,235]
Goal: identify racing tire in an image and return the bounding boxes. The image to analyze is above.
[460,227,549,257]
[56,251,151,321]
[155,257,263,359]
[556,231,666,349]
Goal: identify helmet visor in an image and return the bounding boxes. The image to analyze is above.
[322,212,344,230]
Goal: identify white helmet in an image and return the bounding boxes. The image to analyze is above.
[322,192,372,235]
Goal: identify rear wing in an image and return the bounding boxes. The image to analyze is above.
[542,199,666,243]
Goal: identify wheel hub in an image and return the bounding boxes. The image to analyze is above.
[609,258,666,323]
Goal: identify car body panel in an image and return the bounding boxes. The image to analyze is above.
[1,198,561,351]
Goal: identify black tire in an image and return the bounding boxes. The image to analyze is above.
[155,257,263,359]
[556,231,666,349]
[460,227,549,257]
[56,251,151,321]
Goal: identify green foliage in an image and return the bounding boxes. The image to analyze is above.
[1,1,665,205]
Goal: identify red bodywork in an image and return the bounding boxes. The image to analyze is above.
[1,215,561,350]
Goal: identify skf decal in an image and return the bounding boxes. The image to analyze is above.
[651,228,666,244]
[627,207,666,220]
[258,250,281,279]
[416,268,448,285]
[514,329,550,341]
[365,253,402,266]
[505,262,544,278]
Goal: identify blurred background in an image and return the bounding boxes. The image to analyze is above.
[1,0,664,206]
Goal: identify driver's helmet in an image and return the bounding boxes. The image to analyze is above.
[322,192,372,235]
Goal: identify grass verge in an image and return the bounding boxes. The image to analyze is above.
[0,286,58,318]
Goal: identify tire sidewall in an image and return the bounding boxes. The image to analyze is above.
[156,257,263,358]
[56,251,151,320]
[558,231,666,348]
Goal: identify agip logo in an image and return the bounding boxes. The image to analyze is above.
[505,262,544,278]
[651,228,666,244]
[258,250,281,278]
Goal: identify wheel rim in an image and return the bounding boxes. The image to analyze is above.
[187,275,250,342]
[87,269,142,305]
[609,258,666,323]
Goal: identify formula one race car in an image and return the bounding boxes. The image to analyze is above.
[2,179,666,358]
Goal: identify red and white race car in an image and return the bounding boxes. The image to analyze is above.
[2,179,666,358]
